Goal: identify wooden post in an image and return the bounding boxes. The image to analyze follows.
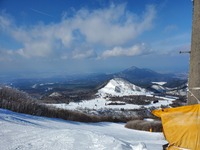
[188,0,200,104]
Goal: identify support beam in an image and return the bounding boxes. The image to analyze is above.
[188,0,200,104]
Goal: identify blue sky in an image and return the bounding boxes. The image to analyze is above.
[0,0,192,76]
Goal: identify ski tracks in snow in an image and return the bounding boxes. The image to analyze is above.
[0,109,165,150]
[1,122,133,150]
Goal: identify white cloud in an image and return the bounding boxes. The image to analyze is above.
[74,4,156,46]
[1,16,74,58]
[151,33,191,55]
[0,49,19,62]
[0,12,13,30]
[164,25,178,33]
[9,23,72,58]
[72,49,96,59]
[60,54,68,60]
[0,4,156,60]
[101,43,151,58]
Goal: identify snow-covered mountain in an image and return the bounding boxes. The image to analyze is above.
[97,78,151,97]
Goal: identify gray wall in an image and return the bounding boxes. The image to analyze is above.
[188,0,200,104]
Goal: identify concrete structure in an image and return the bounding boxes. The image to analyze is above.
[188,0,200,104]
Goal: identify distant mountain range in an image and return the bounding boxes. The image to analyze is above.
[2,66,187,91]
[87,66,187,88]
[113,66,175,85]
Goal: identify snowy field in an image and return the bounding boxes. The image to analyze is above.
[0,109,167,150]
[49,98,141,110]
[49,96,176,111]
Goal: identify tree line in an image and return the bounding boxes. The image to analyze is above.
[0,86,141,122]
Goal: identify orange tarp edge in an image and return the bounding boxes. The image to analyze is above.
[152,104,200,150]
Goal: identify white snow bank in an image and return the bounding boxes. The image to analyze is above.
[0,108,167,150]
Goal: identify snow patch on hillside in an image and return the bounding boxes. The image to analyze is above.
[32,83,55,89]
[151,84,167,93]
[49,92,61,97]
[152,82,167,86]
[167,89,187,96]
[151,82,187,96]
[32,84,37,88]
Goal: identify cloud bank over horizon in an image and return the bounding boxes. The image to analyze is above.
[0,4,155,61]
[0,0,192,75]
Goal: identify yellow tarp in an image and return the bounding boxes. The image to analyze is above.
[152,104,200,150]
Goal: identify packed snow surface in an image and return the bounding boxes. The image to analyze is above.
[98,78,151,97]
[0,109,166,150]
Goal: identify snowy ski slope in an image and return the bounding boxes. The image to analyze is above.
[0,109,167,150]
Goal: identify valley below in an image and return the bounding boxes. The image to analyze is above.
[0,66,188,150]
